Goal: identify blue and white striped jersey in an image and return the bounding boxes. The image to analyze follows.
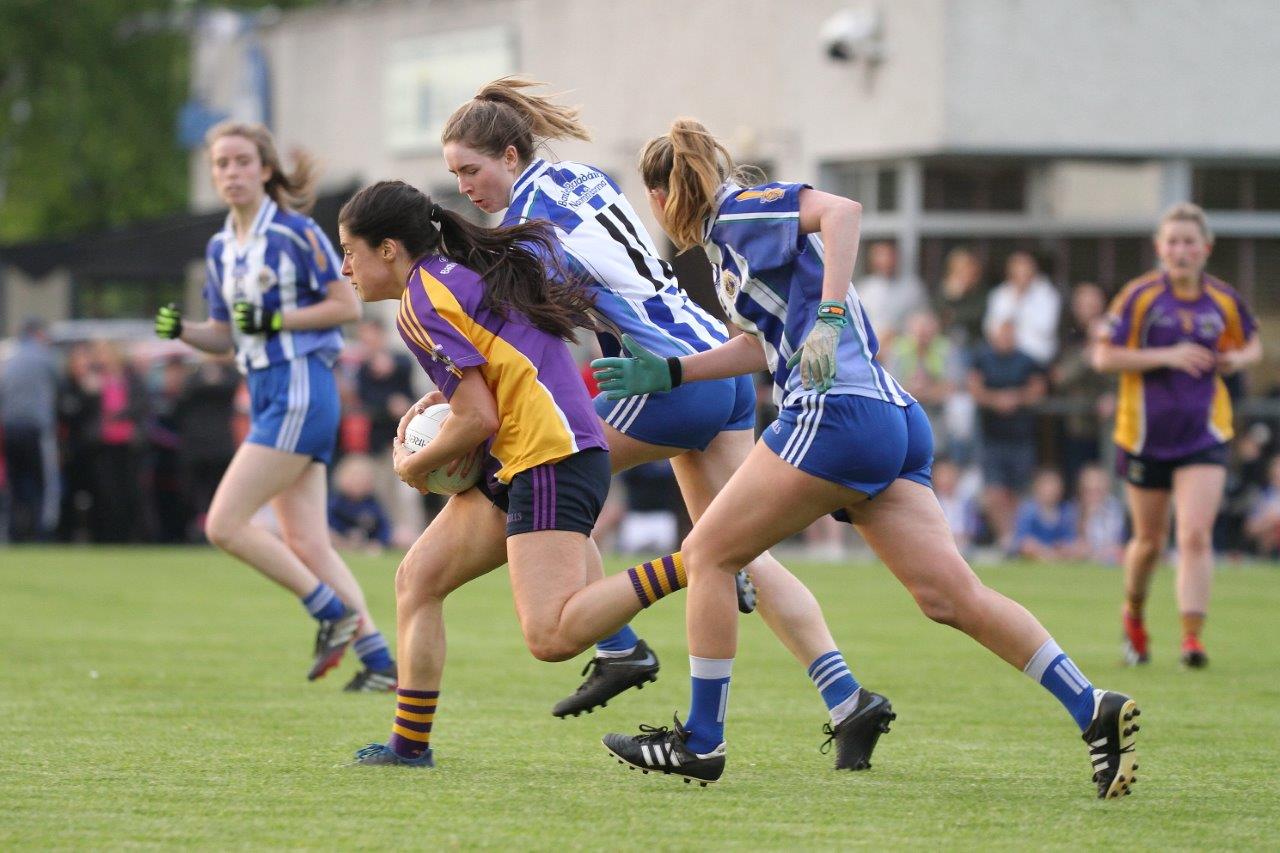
[502,158,729,358]
[203,196,344,372]
[705,182,912,410]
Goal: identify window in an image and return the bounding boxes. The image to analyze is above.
[819,163,897,212]
[923,163,1027,212]
[1193,166,1280,211]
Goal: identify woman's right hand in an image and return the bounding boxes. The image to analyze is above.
[396,390,447,443]
[1163,342,1216,378]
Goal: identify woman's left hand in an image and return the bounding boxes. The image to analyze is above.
[1217,349,1246,375]
[786,320,841,392]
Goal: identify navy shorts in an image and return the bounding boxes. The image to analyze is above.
[595,373,754,451]
[479,448,611,537]
[245,353,339,465]
[1116,444,1227,490]
[761,395,933,523]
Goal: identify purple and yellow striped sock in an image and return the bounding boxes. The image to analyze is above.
[387,688,438,760]
[626,552,687,609]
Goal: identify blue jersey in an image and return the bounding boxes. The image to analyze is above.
[503,158,729,359]
[705,181,912,410]
[203,197,344,372]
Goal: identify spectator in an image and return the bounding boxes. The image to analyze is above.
[87,340,149,543]
[983,251,1061,365]
[56,342,99,542]
[174,358,240,540]
[886,310,958,456]
[1052,282,1117,492]
[1076,464,1125,565]
[969,319,1047,552]
[933,457,980,553]
[354,319,425,544]
[934,247,987,351]
[1012,469,1081,561]
[328,453,392,553]
[616,459,681,554]
[856,241,926,350]
[147,355,192,542]
[0,317,60,541]
[1244,455,1280,557]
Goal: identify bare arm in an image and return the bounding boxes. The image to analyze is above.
[1218,334,1263,375]
[1093,339,1216,378]
[392,369,496,487]
[797,189,863,304]
[180,319,234,355]
[679,333,768,383]
[284,277,361,330]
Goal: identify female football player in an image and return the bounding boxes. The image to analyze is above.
[342,180,718,767]
[1093,203,1260,669]
[431,78,892,769]
[154,121,395,691]
[593,119,1139,799]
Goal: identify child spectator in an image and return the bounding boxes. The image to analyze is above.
[329,454,392,553]
[1012,469,1081,561]
[1244,455,1280,558]
[933,457,980,553]
[1076,464,1125,564]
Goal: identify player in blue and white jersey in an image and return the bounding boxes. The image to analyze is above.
[429,78,892,763]
[594,119,1140,798]
[154,121,395,691]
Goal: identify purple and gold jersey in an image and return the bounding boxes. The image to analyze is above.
[395,254,606,483]
[1107,271,1257,459]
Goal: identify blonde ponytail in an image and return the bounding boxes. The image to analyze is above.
[639,118,745,251]
[441,76,590,161]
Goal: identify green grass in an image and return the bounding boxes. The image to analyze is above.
[2,548,1278,850]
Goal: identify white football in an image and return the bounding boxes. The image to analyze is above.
[402,403,484,495]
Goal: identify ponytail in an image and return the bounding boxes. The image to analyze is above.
[207,120,319,214]
[441,76,590,162]
[339,181,590,340]
[639,118,753,251]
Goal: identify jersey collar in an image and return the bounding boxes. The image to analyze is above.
[702,181,742,244]
[509,158,549,206]
[222,195,278,241]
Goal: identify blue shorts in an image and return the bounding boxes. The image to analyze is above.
[762,395,934,512]
[245,353,340,466]
[595,374,754,451]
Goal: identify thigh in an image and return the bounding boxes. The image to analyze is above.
[400,488,509,597]
[506,529,592,628]
[1124,482,1172,541]
[669,427,756,522]
[208,443,312,528]
[1172,464,1226,536]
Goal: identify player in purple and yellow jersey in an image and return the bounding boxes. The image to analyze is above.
[338,181,705,767]
[1094,203,1261,669]
[154,121,394,690]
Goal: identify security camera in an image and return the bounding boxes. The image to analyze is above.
[820,7,884,63]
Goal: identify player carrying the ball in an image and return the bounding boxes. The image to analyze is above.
[593,119,1140,799]
[154,121,396,691]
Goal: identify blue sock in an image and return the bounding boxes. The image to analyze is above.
[595,625,639,656]
[807,651,862,722]
[684,656,732,754]
[353,632,394,671]
[1024,638,1097,731]
[301,583,346,622]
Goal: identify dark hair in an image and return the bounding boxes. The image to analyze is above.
[441,77,590,162]
[340,181,590,340]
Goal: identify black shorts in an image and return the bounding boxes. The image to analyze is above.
[479,448,611,537]
[1116,444,1228,491]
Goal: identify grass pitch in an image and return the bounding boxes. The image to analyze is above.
[2,548,1278,849]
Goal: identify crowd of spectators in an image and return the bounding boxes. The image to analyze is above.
[2,241,1280,564]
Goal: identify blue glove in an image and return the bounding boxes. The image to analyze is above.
[591,334,680,400]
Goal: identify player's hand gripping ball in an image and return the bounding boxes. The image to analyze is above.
[402,403,484,495]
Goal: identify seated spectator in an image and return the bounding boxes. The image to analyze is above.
[1012,469,1081,561]
[329,454,391,553]
[933,457,980,553]
[983,250,1061,366]
[855,241,925,351]
[1244,455,1280,558]
[969,319,1046,552]
[1076,464,1125,564]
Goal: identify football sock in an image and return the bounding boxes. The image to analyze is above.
[1023,638,1096,731]
[354,632,393,671]
[595,624,639,658]
[388,688,438,759]
[684,656,732,754]
[807,650,862,724]
[625,553,687,608]
[301,583,346,622]
[1180,611,1205,641]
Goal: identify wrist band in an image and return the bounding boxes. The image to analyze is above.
[817,300,849,327]
[666,356,684,389]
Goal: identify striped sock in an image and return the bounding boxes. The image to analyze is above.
[595,624,639,657]
[1023,638,1096,731]
[301,583,346,622]
[387,688,438,759]
[354,632,393,671]
[684,656,732,755]
[626,553,687,609]
[807,651,862,723]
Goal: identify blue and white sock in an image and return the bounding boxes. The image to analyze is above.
[807,650,862,724]
[1023,638,1096,731]
[354,632,394,672]
[684,656,732,755]
[595,625,639,658]
[301,583,346,622]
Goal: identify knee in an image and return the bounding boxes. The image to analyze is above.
[1176,526,1212,555]
[395,556,451,607]
[1130,533,1165,562]
[911,575,982,629]
[681,531,744,578]
[523,629,580,663]
[204,511,238,551]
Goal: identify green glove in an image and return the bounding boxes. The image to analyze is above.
[233,301,283,334]
[155,303,183,340]
[786,301,847,393]
[591,333,680,400]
